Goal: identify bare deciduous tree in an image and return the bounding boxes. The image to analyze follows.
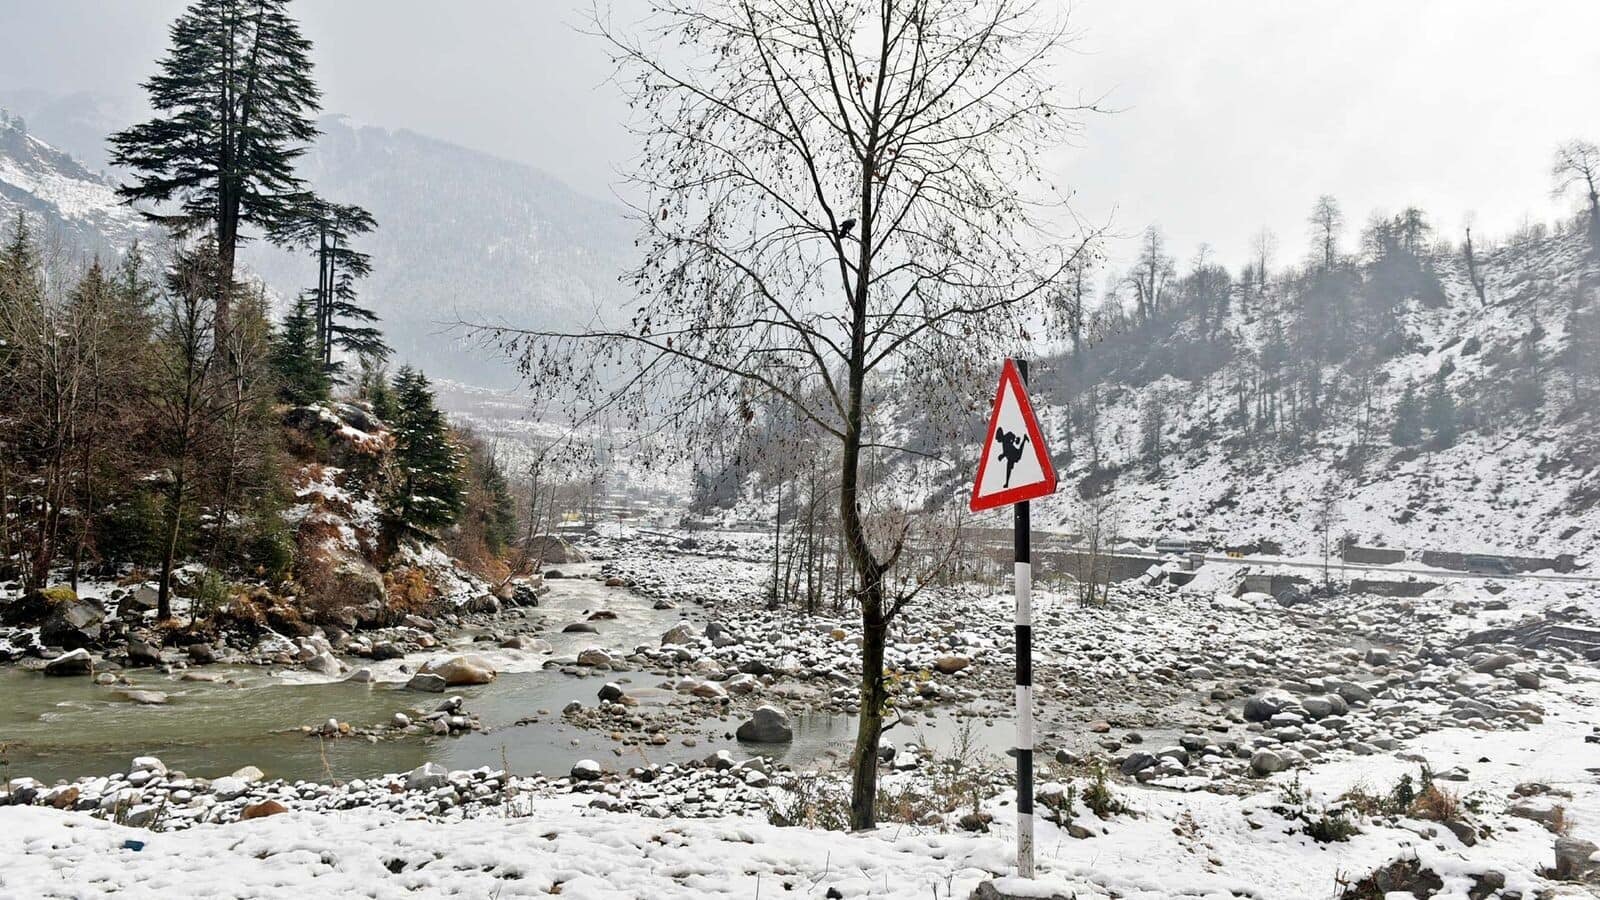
[476,0,1101,829]
[1551,139,1600,226]
[1309,194,1343,271]
[1130,225,1174,322]
[148,243,228,619]
[1250,227,1277,295]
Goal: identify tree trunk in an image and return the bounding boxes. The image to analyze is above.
[157,465,187,621]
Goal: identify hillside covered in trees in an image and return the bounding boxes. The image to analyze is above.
[987,179,1600,559]
[0,0,522,655]
[694,155,1600,566]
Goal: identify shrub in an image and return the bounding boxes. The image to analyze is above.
[190,569,231,622]
[1083,760,1124,819]
[765,770,851,832]
[241,513,295,581]
[1411,783,1461,824]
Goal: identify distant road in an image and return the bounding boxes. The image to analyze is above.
[1184,552,1600,585]
[970,526,1600,585]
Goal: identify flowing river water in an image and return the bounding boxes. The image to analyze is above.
[0,564,1020,785]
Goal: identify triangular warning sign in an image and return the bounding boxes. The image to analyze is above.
[970,359,1057,512]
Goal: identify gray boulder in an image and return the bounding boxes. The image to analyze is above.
[1243,690,1294,723]
[41,600,104,650]
[405,762,449,791]
[1119,751,1156,776]
[735,705,794,743]
[970,881,1077,900]
[1250,749,1290,775]
[419,654,496,686]
[127,638,163,667]
[661,623,696,645]
[44,648,93,676]
[1554,837,1600,882]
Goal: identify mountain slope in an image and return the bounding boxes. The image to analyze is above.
[0,108,147,258]
[985,226,1600,562]
[242,116,636,385]
[0,99,636,387]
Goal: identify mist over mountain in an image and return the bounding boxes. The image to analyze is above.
[0,97,635,387]
[241,115,636,386]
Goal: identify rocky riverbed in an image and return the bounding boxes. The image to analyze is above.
[5,527,1600,896]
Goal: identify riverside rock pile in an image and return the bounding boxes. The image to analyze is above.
[551,538,1581,799]
[0,751,781,832]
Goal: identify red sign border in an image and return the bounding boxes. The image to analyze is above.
[969,358,1058,512]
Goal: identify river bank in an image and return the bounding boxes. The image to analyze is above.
[5,526,1600,896]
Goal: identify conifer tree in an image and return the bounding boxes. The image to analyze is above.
[474,447,518,555]
[1424,375,1458,449]
[384,366,464,540]
[109,0,321,325]
[1513,320,1546,412]
[276,198,386,377]
[363,363,398,424]
[1390,383,1423,447]
[270,292,329,405]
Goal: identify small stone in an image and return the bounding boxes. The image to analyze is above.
[240,800,289,820]
[406,673,448,693]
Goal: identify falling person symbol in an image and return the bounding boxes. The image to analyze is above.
[995,428,1029,488]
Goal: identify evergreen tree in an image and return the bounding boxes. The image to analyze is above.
[1390,383,1423,447]
[1423,375,1458,449]
[109,0,321,324]
[270,292,329,404]
[384,366,464,540]
[276,198,386,377]
[362,361,397,423]
[475,448,518,555]
[1513,320,1545,412]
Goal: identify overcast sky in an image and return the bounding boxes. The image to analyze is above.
[4,0,1599,276]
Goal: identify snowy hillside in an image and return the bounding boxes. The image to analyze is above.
[0,98,636,387]
[1001,225,1600,562]
[0,108,147,258]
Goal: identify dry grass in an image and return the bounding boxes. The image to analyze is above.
[1410,784,1462,823]
[383,566,435,616]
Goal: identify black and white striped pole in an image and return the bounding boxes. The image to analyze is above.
[968,355,1056,884]
[1013,358,1035,879]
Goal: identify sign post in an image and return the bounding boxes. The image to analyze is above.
[969,357,1056,880]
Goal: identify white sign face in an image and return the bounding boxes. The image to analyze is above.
[970,359,1056,512]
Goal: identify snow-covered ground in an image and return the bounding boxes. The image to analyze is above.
[3,673,1596,899]
[6,528,1600,898]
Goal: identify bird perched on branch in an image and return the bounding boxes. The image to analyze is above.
[836,218,856,240]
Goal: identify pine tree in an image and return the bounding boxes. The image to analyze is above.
[275,198,386,378]
[1390,383,1423,447]
[1513,320,1545,412]
[362,361,397,423]
[109,0,321,324]
[385,366,464,540]
[475,448,518,555]
[270,292,329,404]
[1423,375,1458,449]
